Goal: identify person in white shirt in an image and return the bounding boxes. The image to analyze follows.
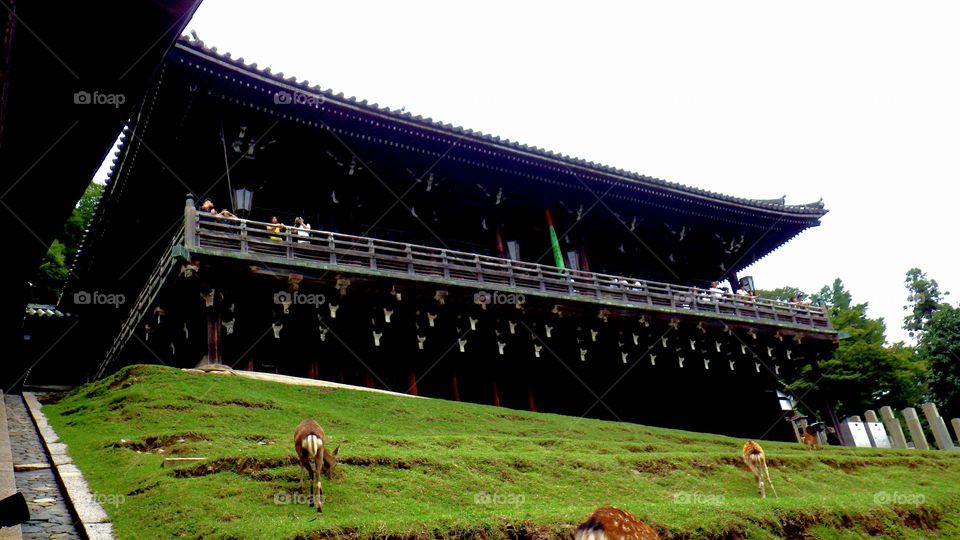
[294,216,311,243]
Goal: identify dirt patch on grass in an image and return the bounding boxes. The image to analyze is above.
[192,397,277,409]
[111,432,208,454]
[630,459,679,476]
[126,481,161,496]
[145,403,192,411]
[624,444,658,453]
[172,456,297,479]
[339,455,450,472]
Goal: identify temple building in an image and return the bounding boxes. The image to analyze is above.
[63,35,837,440]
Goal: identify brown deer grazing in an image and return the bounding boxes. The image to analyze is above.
[294,418,339,512]
[574,506,660,540]
[801,428,822,450]
[742,440,778,498]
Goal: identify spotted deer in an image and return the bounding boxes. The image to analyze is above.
[742,440,777,498]
[293,418,339,512]
[574,506,660,540]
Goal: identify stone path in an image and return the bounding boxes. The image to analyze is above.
[3,395,81,540]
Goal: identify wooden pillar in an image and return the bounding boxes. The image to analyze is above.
[450,372,460,401]
[205,311,221,365]
[491,382,501,407]
[184,194,198,248]
[407,370,419,396]
[527,386,537,412]
[901,407,930,450]
[364,373,375,389]
[921,403,956,450]
[879,406,908,449]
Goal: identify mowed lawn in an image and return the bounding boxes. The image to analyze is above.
[42,365,960,539]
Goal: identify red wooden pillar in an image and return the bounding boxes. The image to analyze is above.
[491,382,501,407]
[407,370,419,396]
[527,386,537,412]
[246,357,254,371]
[364,373,375,389]
[451,372,460,401]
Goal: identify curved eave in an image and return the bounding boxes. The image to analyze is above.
[174,36,828,222]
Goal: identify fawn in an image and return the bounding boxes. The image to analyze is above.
[742,440,777,498]
[293,418,339,512]
[574,506,660,540]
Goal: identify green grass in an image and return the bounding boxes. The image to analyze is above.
[42,365,960,539]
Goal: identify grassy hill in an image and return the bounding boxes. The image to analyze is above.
[41,365,960,539]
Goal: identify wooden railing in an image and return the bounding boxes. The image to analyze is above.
[97,229,183,378]
[188,212,832,331]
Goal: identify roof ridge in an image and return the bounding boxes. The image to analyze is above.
[174,33,827,217]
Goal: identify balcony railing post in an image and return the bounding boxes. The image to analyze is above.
[441,250,450,279]
[328,234,336,265]
[406,245,414,275]
[184,194,198,248]
[240,220,248,254]
[368,238,377,270]
[475,254,483,283]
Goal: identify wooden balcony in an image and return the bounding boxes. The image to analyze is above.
[187,211,833,332]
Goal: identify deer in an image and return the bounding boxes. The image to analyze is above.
[801,427,822,450]
[574,506,660,540]
[294,418,339,512]
[742,440,778,498]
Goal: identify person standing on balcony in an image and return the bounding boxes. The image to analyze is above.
[268,215,285,241]
[294,216,311,244]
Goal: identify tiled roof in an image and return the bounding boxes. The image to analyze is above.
[176,34,828,218]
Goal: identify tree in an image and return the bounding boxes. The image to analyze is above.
[918,305,960,419]
[755,286,806,303]
[29,182,103,303]
[784,278,927,417]
[903,267,949,338]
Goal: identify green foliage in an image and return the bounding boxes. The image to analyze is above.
[43,365,960,539]
[903,268,949,338]
[783,278,926,417]
[30,182,103,303]
[918,305,960,419]
[755,286,805,303]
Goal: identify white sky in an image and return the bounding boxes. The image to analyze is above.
[152,0,960,344]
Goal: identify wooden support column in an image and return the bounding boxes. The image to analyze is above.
[450,372,460,401]
[491,382,501,407]
[184,194,197,248]
[527,387,537,412]
[205,311,221,365]
[407,370,419,396]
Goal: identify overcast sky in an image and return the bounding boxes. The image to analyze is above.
[150,1,960,344]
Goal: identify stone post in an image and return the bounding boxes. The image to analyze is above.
[880,406,908,449]
[902,407,930,450]
[921,403,956,450]
[952,418,960,446]
[864,410,879,423]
